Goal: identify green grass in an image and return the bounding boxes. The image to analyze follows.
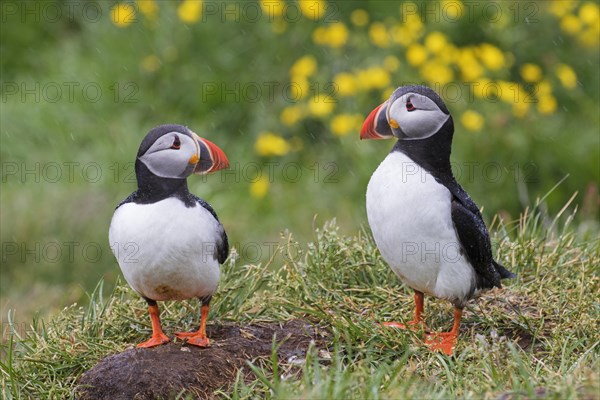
[2,203,598,399]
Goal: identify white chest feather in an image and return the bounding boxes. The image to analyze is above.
[109,197,221,301]
[366,152,475,302]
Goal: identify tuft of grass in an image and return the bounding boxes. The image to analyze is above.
[1,202,598,399]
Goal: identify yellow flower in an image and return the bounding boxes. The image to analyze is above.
[356,67,391,90]
[477,43,504,70]
[536,79,553,96]
[520,63,543,82]
[420,61,454,86]
[140,54,160,72]
[579,26,600,47]
[260,0,285,19]
[369,22,389,47]
[496,80,516,104]
[461,110,484,132]
[312,26,328,45]
[136,0,158,19]
[513,83,531,104]
[579,2,599,25]
[330,114,363,137]
[555,64,578,89]
[255,132,291,156]
[289,76,310,100]
[351,9,369,27]
[290,55,317,78]
[391,14,424,46]
[472,78,493,99]
[333,72,357,96]
[548,1,577,17]
[537,95,557,114]
[560,14,582,34]
[404,13,424,33]
[390,25,410,46]
[441,0,464,20]
[280,106,304,126]
[299,0,326,20]
[313,23,348,48]
[424,31,448,54]
[309,95,336,117]
[250,176,269,199]
[406,44,428,67]
[178,0,202,24]
[324,22,349,48]
[111,3,135,27]
[383,55,400,72]
[457,49,483,81]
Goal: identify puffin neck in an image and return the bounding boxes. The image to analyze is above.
[391,120,455,182]
[133,160,194,205]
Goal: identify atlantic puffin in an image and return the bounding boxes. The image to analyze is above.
[109,124,229,348]
[361,85,515,355]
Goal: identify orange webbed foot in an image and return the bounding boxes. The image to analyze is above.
[176,331,210,347]
[424,331,458,355]
[137,332,170,348]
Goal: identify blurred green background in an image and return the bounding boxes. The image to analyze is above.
[1,0,599,324]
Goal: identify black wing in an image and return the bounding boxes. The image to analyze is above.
[446,180,514,290]
[192,195,229,265]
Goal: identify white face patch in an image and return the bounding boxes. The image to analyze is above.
[138,132,198,178]
[388,93,450,139]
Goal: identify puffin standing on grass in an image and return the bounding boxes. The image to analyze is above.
[360,85,515,355]
[109,124,229,348]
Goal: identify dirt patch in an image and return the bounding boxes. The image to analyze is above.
[466,291,548,352]
[77,320,328,400]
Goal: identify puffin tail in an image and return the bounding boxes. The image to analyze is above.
[493,260,516,280]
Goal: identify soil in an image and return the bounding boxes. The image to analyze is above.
[76,320,329,400]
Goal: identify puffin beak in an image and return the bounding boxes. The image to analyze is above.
[190,133,229,174]
[360,101,394,140]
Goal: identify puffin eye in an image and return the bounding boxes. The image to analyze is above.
[406,101,416,112]
[170,135,181,150]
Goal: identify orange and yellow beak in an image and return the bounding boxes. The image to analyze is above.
[189,133,229,174]
[360,101,394,140]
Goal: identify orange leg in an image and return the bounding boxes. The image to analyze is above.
[138,303,170,348]
[425,307,462,355]
[175,304,210,347]
[383,290,426,331]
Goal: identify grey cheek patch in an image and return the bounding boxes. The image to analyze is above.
[139,152,186,179]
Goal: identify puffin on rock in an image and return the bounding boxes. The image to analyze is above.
[361,85,515,355]
[109,124,229,348]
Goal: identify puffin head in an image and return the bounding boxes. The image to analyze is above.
[360,85,452,141]
[137,124,229,179]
